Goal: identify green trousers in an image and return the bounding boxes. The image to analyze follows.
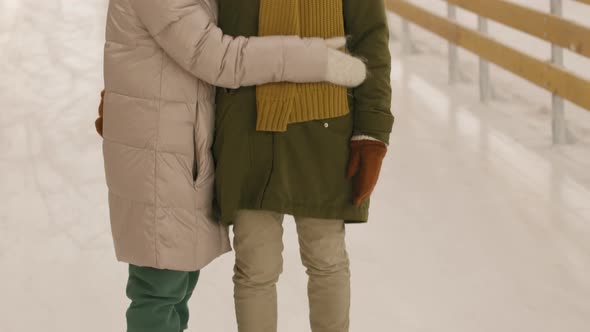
[126,265,200,332]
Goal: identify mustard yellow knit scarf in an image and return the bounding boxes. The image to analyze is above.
[256,0,349,132]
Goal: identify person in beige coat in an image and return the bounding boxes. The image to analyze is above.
[99,0,366,331]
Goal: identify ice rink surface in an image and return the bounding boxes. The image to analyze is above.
[1,0,589,331]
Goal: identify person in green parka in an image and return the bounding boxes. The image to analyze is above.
[214,0,394,331]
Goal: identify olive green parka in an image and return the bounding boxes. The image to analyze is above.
[214,0,394,224]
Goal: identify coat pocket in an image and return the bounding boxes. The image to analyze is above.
[314,112,354,140]
[192,130,199,184]
[193,98,216,192]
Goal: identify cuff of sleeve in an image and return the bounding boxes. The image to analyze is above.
[351,135,387,146]
[353,109,394,144]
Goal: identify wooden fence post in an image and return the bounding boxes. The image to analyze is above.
[550,0,571,144]
[448,4,460,84]
[478,16,492,103]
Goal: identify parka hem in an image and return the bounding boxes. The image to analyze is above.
[116,246,232,273]
[220,198,369,226]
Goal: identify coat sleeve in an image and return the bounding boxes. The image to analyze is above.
[344,0,394,144]
[129,0,328,89]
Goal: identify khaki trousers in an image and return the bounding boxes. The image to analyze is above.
[233,210,351,332]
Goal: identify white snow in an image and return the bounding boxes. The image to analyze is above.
[0,0,589,331]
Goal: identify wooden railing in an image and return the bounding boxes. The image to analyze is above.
[386,0,590,143]
[574,0,590,5]
[444,0,590,58]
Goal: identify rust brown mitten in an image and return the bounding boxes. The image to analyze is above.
[95,90,105,137]
[346,140,387,206]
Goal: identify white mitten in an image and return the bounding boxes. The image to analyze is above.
[325,36,347,50]
[324,37,367,88]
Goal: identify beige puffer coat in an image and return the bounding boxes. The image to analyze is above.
[103,0,331,271]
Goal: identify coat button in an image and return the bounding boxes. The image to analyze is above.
[324,122,329,128]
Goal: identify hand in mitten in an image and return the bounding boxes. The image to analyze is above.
[346,140,387,206]
[323,37,367,88]
[95,90,105,137]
